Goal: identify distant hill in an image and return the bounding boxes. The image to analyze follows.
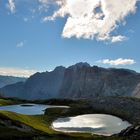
[0,62,140,100]
[0,66,65,99]
[0,75,26,88]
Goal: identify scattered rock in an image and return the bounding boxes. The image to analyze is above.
[119,125,140,140]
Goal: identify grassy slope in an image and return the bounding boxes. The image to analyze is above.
[0,110,121,140]
[0,97,32,106]
[0,110,54,134]
[0,98,16,106]
[0,97,25,106]
[0,98,124,140]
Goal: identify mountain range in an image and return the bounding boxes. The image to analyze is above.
[0,75,26,88]
[0,62,140,100]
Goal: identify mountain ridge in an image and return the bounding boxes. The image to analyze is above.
[0,75,26,88]
[0,62,140,99]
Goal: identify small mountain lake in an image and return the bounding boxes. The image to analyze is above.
[0,104,68,115]
[0,104,131,136]
[52,114,131,136]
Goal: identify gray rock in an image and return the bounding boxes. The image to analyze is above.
[59,65,140,99]
[119,125,140,139]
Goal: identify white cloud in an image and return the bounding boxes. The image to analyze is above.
[4,0,139,42]
[38,0,48,4]
[0,67,37,77]
[16,41,25,48]
[111,35,127,43]
[97,58,136,66]
[44,0,137,42]
[38,0,49,12]
[7,0,15,13]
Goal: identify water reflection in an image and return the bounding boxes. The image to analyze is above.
[0,104,68,115]
[52,114,131,136]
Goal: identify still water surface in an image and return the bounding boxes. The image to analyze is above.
[0,104,68,115]
[52,114,131,136]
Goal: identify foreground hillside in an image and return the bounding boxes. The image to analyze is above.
[0,97,140,140]
[1,63,140,100]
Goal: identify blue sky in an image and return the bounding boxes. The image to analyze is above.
[0,0,140,77]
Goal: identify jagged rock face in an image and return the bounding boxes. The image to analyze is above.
[1,63,140,100]
[59,65,140,99]
[132,83,140,98]
[23,66,65,99]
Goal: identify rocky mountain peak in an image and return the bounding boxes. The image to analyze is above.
[74,62,90,67]
[53,66,66,73]
[68,62,90,71]
[1,63,140,100]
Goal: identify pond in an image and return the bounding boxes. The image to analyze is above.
[0,104,68,115]
[52,114,131,136]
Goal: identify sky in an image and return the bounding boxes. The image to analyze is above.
[0,0,140,77]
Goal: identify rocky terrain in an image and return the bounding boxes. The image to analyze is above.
[119,125,140,140]
[0,97,140,140]
[60,63,140,99]
[1,63,140,100]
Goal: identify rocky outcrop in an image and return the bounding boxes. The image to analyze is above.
[1,62,140,100]
[0,115,34,132]
[87,97,140,124]
[119,125,140,140]
[132,83,140,98]
[59,64,140,99]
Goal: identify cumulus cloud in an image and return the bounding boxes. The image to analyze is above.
[44,0,137,42]
[0,67,37,77]
[97,58,136,66]
[7,0,15,13]
[5,0,139,42]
